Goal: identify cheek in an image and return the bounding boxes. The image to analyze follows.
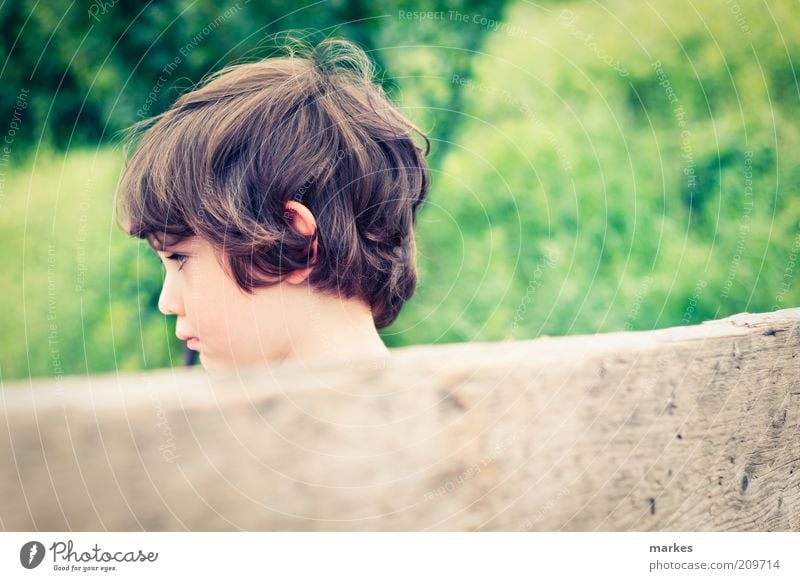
[193,267,260,340]
[220,287,258,330]
[181,265,230,331]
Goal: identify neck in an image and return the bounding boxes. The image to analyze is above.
[280,291,390,368]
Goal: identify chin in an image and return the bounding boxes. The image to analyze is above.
[197,349,276,373]
[198,353,241,375]
[197,353,220,373]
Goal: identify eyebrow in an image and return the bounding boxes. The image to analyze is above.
[147,240,172,253]
[146,233,188,253]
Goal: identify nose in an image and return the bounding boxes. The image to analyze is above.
[157,269,185,316]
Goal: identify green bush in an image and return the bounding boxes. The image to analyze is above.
[390,0,800,344]
[2,0,798,379]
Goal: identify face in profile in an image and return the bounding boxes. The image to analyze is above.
[153,235,308,372]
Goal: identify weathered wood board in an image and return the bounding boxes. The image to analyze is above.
[1,309,798,531]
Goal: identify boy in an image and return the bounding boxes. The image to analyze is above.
[116,38,430,372]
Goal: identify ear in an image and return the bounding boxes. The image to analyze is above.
[283,200,319,285]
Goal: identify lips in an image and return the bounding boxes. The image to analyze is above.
[176,333,201,352]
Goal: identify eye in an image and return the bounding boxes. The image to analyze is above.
[166,253,188,271]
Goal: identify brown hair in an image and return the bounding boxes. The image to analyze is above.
[117,38,430,329]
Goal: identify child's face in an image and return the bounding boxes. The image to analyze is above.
[154,236,304,372]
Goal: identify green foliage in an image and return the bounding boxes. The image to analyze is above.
[0,0,505,153]
[0,149,183,379]
[2,0,799,378]
[388,0,800,344]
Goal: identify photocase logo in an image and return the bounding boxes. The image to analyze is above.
[19,541,46,569]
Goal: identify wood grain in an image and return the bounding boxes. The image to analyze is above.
[1,308,798,531]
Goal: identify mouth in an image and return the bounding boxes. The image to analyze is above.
[177,333,201,350]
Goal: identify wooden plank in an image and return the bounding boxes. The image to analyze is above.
[1,308,798,531]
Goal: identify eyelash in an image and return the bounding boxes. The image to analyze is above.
[166,253,188,271]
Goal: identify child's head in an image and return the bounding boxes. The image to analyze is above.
[117,38,430,370]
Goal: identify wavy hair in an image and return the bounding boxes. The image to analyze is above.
[117,37,430,329]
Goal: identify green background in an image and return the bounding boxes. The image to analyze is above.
[1,0,798,380]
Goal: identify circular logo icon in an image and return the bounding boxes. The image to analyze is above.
[20,541,45,569]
